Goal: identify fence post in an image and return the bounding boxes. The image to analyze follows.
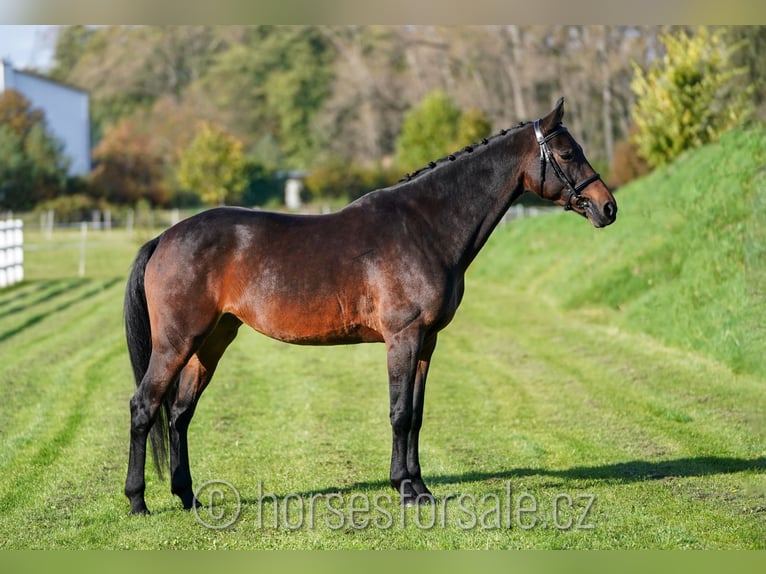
[126,209,134,237]
[78,222,87,278]
[0,220,6,288]
[46,209,54,239]
[13,219,23,284]
[0,219,23,288]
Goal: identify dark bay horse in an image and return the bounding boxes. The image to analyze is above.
[124,98,617,514]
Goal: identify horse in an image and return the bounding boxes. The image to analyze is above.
[123,97,617,514]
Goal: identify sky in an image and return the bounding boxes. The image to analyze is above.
[0,25,57,71]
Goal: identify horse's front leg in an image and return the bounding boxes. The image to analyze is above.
[406,333,437,501]
[386,326,432,505]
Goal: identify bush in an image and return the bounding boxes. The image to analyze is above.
[631,27,754,168]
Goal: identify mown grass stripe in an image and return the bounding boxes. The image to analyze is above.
[0,331,124,499]
[0,278,126,474]
[0,277,122,344]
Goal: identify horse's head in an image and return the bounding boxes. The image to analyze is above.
[523,98,617,228]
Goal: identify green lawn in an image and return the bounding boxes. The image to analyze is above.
[0,128,764,549]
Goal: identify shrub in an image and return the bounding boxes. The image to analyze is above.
[631,27,754,168]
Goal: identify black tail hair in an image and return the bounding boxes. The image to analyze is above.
[124,235,169,479]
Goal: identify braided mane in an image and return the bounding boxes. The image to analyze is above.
[398,121,529,183]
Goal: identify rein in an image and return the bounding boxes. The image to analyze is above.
[533,119,602,211]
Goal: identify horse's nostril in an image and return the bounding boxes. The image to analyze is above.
[604,201,616,220]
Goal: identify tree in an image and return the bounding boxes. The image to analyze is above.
[176,122,247,206]
[725,26,766,118]
[394,89,492,172]
[241,160,282,207]
[91,118,169,205]
[456,107,493,147]
[630,27,754,168]
[49,25,96,83]
[48,25,674,183]
[0,90,68,210]
[51,26,229,145]
[201,26,334,169]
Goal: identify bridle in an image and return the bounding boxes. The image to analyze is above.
[533,119,602,211]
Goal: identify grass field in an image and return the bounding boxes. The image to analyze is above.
[0,128,765,549]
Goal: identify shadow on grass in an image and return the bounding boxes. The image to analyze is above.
[254,456,766,498]
[430,455,766,485]
[0,278,88,319]
[0,277,122,343]
[137,456,765,516]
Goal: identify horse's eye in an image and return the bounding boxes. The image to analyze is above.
[560,150,574,161]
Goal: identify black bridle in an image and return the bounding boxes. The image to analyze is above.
[533,119,602,211]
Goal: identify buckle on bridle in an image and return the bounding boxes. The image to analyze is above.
[533,119,601,211]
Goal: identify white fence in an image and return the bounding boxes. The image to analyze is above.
[0,219,24,288]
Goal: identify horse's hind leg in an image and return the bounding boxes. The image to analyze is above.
[125,346,191,515]
[169,313,242,509]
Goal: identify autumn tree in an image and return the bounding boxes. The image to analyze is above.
[91,118,169,205]
[0,90,68,210]
[51,26,230,144]
[176,122,247,206]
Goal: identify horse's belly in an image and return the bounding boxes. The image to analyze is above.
[232,293,384,346]
[271,324,385,346]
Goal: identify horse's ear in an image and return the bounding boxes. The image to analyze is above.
[539,97,565,132]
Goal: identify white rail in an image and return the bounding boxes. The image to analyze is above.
[0,219,24,288]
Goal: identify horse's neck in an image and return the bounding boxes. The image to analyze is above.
[402,139,527,270]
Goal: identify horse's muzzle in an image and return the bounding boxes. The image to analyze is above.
[572,196,617,228]
[592,199,618,228]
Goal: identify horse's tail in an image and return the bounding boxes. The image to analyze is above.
[124,235,169,479]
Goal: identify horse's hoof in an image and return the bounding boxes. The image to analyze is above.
[401,493,435,506]
[184,497,203,510]
[415,493,435,505]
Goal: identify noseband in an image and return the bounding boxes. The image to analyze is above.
[533,119,602,211]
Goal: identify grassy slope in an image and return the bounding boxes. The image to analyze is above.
[479,126,766,377]
[0,128,764,549]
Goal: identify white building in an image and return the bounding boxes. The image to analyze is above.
[0,59,90,176]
